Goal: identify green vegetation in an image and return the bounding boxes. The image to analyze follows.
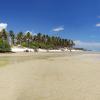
[15,32,75,49]
[0,29,75,52]
[0,29,11,52]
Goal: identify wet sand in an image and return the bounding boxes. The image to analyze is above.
[0,52,100,100]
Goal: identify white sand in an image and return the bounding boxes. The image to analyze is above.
[0,52,100,100]
[11,46,82,53]
[11,47,34,52]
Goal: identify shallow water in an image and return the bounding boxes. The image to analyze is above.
[0,52,69,67]
[0,55,39,67]
[0,51,97,67]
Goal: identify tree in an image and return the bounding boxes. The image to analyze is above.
[9,30,15,45]
[16,32,23,45]
[7,30,75,50]
[0,38,11,52]
[0,29,8,41]
[37,33,42,42]
[67,40,75,52]
[25,32,32,47]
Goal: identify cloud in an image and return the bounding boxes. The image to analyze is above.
[0,23,7,31]
[97,16,100,18]
[96,23,100,27]
[52,26,64,32]
[74,40,100,51]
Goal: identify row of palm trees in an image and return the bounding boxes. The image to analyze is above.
[0,29,75,50]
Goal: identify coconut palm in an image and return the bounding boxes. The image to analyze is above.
[9,30,15,45]
[37,33,42,42]
[67,40,75,52]
[0,29,8,41]
[16,32,23,45]
[25,32,32,47]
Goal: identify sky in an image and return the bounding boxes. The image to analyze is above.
[0,0,100,51]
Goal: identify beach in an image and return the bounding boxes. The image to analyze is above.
[0,52,100,100]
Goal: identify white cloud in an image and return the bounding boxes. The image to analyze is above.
[52,26,64,32]
[33,33,37,36]
[74,40,100,51]
[97,16,100,18]
[96,23,100,27]
[0,23,7,31]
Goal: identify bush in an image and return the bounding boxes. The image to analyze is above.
[0,39,11,52]
[21,41,55,49]
[21,42,27,47]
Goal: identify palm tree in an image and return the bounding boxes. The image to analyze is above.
[67,40,75,52]
[0,29,8,41]
[25,32,32,47]
[37,33,42,42]
[9,30,15,45]
[16,32,23,45]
